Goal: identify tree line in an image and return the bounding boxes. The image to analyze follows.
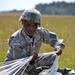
[35,1,75,15]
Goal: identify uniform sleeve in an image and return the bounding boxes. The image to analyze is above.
[6,36,26,60]
[41,28,65,50]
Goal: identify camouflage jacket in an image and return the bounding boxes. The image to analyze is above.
[5,27,65,61]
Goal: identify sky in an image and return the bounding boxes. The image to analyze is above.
[0,0,75,11]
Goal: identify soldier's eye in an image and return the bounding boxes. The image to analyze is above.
[26,24,31,27]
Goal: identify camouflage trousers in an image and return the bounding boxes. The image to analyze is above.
[27,52,58,75]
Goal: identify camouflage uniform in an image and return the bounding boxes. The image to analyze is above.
[5,26,65,73]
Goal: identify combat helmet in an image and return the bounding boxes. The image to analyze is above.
[19,9,41,26]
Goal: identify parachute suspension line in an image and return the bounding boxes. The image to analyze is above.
[0,56,33,75]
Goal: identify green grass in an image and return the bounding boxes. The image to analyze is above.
[0,13,75,70]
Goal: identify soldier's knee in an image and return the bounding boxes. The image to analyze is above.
[49,53,58,63]
[52,53,57,59]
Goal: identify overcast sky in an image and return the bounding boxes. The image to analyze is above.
[0,0,75,11]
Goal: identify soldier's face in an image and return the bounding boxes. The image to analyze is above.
[22,20,37,37]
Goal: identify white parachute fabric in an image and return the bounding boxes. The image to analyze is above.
[0,52,60,75]
[0,56,33,75]
[39,55,59,75]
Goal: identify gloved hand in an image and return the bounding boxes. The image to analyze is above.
[54,46,62,55]
[30,52,38,65]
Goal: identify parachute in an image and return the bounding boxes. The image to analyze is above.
[0,56,33,75]
[0,52,75,75]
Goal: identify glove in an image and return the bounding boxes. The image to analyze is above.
[30,52,38,65]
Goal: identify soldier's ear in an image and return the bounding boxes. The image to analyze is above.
[22,20,26,25]
[22,20,23,25]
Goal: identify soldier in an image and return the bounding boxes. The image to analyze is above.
[5,9,65,75]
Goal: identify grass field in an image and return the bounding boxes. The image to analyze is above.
[0,12,75,70]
